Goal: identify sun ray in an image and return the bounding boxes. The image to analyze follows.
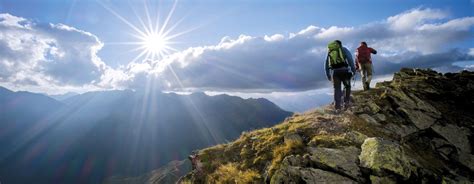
[99,0,192,62]
[159,0,178,36]
[143,0,154,34]
[161,16,186,37]
[166,64,222,142]
[164,26,200,41]
[129,1,151,36]
[97,1,147,37]
[152,0,162,35]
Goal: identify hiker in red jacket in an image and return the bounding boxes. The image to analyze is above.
[355,42,377,90]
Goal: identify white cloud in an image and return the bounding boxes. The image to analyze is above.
[469,48,474,56]
[264,34,284,42]
[0,13,122,94]
[116,8,474,92]
[387,8,446,31]
[1,8,473,94]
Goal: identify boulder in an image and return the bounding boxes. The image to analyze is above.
[359,137,414,179]
[457,153,474,172]
[373,113,387,122]
[369,175,396,184]
[431,124,471,153]
[359,114,380,126]
[384,123,417,137]
[344,131,368,146]
[441,176,472,184]
[271,166,356,184]
[307,146,362,180]
[398,107,436,129]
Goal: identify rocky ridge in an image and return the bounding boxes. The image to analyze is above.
[180,68,474,183]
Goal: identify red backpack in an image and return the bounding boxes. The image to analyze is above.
[357,46,372,63]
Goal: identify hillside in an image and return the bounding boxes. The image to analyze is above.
[0,87,64,162]
[0,89,291,183]
[180,68,474,183]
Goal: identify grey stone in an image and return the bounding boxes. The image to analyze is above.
[406,93,441,118]
[432,124,471,153]
[457,153,474,172]
[271,166,356,184]
[359,137,414,179]
[282,155,307,167]
[370,175,396,184]
[300,168,356,184]
[441,176,473,184]
[374,113,387,122]
[367,101,382,113]
[359,114,381,126]
[307,146,362,179]
[384,123,418,137]
[431,138,451,149]
[398,107,436,129]
[344,131,368,146]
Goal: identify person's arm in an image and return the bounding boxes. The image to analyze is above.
[370,47,377,54]
[325,53,331,81]
[355,49,360,70]
[343,47,356,74]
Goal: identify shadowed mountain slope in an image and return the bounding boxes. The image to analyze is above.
[0,89,291,184]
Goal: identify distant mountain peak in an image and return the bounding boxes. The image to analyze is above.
[48,92,79,101]
[0,85,291,183]
[0,85,13,94]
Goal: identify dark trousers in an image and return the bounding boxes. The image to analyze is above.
[332,69,351,110]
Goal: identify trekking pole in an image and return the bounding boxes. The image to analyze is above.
[352,72,357,87]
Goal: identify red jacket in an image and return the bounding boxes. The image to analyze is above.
[355,45,377,70]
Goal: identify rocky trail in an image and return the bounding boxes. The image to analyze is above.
[180,68,474,183]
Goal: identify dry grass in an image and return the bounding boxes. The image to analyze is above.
[191,110,357,181]
[208,163,260,184]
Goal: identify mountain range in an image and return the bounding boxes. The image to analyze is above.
[0,87,291,183]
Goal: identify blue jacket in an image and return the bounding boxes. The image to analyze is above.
[324,46,356,81]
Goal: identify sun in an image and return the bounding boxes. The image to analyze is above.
[143,33,166,52]
[141,32,169,56]
[99,0,194,62]
[133,25,176,61]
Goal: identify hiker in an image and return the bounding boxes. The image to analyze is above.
[325,40,356,113]
[355,41,377,90]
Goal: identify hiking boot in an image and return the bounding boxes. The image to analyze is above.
[343,103,351,111]
[364,82,370,90]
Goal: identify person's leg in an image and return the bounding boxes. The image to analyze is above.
[332,71,343,110]
[361,63,368,90]
[366,63,373,89]
[342,72,352,108]
[360,63,366,85]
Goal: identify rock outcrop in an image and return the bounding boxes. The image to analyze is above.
[180,68,474,183]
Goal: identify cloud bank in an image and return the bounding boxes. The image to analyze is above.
[0,8,473,94]
[118,8,474,92]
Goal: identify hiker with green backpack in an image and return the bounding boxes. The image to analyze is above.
[324,40,356,113]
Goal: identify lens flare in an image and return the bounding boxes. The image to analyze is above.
[99,0,191,61]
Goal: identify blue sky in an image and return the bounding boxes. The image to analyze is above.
[2,0,473,67]
[0,0,473,111]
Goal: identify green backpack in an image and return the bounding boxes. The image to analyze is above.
[327,41,347,68]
